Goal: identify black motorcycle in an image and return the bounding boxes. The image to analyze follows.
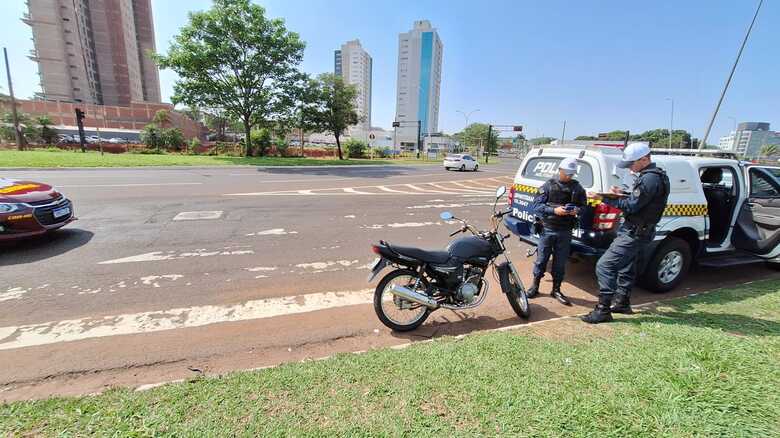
[368,186,530,331]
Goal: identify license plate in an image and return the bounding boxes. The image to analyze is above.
[52,206,71,218]
[366,258,387,283]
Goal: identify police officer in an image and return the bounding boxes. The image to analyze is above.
[527,157,587,305]
[582,143,670,324]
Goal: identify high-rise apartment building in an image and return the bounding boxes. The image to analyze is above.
[718,122,780,158]
[23,0,162,106]
[394,20,443,145]
[334,39,372,133]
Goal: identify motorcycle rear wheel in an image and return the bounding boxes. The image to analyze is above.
[374,269,432,332]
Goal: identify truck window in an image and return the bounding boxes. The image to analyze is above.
[522,157,594,187]
[750,169,780,198]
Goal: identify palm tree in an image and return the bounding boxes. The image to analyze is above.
[760,144,778,160]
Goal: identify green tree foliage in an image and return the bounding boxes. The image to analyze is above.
[250,128,272,156]
[140,124,165,151]
[574,135,597,141]
[344,138,367,158]
[456,123,498,154]
[155,0,305,157]
[760,144,778,158]
[0,111,36,143]
[152,109,171,128]
[162,128,185,151]
[307,73,359,160]
[36,116,56,144]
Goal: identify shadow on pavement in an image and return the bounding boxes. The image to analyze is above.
[0,229,94,266]
[389,302,567,342]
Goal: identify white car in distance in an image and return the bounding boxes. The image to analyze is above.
[443,154,479,172]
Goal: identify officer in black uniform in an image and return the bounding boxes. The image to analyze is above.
[582,143,670,324]
[528,157,587,305]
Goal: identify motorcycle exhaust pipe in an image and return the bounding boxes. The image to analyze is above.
[389,284,439,309]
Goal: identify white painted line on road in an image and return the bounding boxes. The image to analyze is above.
[362,221,440,230]
[1,287,29,302]
[436,182,490,193]
[246,228,298,236]
[343,188,374,195]
[99,248,255,265]
[0,289,374,351]
[59,182,203,188]
[173,211,223,221]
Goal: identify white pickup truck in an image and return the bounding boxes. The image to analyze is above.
[504,145,780,292]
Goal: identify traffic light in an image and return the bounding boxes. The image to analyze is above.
[75,108,86,152]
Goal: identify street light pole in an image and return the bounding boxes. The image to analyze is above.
[666,98,674,148]
[456,109,479,154]
[3,47,24,150]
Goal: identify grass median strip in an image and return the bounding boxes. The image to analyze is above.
[0,150,462,168]
[3,280,779,436]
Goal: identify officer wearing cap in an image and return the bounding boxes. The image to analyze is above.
[527,157,587,305]
[582,143,670,324]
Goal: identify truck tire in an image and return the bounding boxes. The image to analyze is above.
[640,237,691,293]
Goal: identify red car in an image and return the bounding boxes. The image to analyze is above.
[0,178,75,240]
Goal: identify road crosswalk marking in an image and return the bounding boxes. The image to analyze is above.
[225,176,514,197]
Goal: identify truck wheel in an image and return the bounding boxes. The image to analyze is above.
[640,237,691,293]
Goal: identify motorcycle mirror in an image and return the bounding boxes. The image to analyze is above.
[495,186,507,199]
[439,211,454,221]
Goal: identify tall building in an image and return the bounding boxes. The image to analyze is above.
[394,20,443,146]
[718,122,780,158]
[23,0,162,106]
[334,39,372,134]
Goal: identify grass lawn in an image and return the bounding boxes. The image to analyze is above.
[0,150,499,168]
[4,281,777,436]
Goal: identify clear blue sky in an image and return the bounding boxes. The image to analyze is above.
[2,0,778,141]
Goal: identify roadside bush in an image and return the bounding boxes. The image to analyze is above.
[276,139,289,157]
[250,128,272,156]
[162,128,185,151]
[345,139,367,158]
[188,137,202,154]
[140,124,165,151]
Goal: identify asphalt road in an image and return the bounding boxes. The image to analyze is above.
[1,160,776,400]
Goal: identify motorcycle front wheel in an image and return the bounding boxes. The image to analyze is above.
[498,264,530,319]
[373,269,432,332]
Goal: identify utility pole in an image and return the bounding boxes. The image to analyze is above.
[666,98,674,148]
[699,0,763,150]
[3,47,24,150]
[416,120,421,159]
[485,124,493,164]
[560,120,567,146]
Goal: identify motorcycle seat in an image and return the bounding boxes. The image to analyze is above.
[388,244,450,264]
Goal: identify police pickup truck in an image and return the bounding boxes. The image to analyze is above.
[504,145,780,292]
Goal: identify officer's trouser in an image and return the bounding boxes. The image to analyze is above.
[533,227,572,283]
[596,228,652,299]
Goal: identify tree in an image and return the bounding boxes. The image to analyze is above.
[456,123,497,153]
[140,124,165,151]
[529,137,556,145]
[36,116,56,144]
[162,128,185,151]
[311,73,359,160]
[152,109,171,128]
[575,135,597,141]
[155,0,305,157]
[250,128,272,156]
[760,144,778,159]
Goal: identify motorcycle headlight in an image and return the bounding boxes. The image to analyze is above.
[0,203,24,213]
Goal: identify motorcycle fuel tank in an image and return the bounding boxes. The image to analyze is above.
[446,236,493,260]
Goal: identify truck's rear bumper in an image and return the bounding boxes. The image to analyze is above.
[504,216,607,257]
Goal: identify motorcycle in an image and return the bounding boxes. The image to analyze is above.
[368,186,530,331]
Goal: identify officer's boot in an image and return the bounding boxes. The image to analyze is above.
[526,276,542,298]
[580,295,613,324]
[610,294,634,314]
[551,280,572,306]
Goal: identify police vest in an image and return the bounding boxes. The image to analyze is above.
[543,179,578,229]
[625,167,670,230]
